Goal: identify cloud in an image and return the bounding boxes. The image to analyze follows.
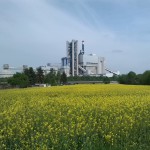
[112,50,123,53]
[0,0,150,73]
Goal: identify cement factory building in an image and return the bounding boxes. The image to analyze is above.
[0,39,119,78]
[66,40,79,76]
[61,40,105,77]
[0,64,28,78]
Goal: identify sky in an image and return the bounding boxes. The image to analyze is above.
[0,0,150,74]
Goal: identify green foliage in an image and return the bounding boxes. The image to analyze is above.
[0,78,9,89]
[44,70,67,86]
[118,71,137,85]
[44,69,57,86]
[141,70,150,85]
[24,67,36,86]
[127,71,137,84]
[36,67,44,84]
[67,75,104,81]
[0,77,8,83]
[8,73,29,88]
[56,71,61,85]
[103,77,110,84]
[118,70,150,85]
[60,72,67,84]
[0,85,150,149]
[118,74,128,84]
[3,67,150,88]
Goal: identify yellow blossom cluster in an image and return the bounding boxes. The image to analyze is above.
[0,84,150,149]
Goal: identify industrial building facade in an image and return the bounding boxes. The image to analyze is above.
[0,64,28,78]
[0,39,119,78]
[66,40,79,76]
[61,40,105,76]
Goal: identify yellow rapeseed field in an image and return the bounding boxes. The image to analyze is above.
[0,84,150,150]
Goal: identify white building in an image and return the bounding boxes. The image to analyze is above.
[60,57,70,76]
[40,63,60,75]
[78,53,105,76]
[0,40,119,78]
[61,40,106,77]
[66,40,78,76]
[0,64,27,78]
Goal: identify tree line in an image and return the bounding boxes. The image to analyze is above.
[1,69,150,88]
[118,70,150,85]
[67,70,150,85]
[67,75,117,83]
[7,67,67,88]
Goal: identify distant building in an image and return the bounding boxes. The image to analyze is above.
[60,57,70,76]
[40,64,60,75]
[0,64,27,78]
[78,53,105,76]
[0,40,120,78]
[66,40,79,76]
[61,40,106,77]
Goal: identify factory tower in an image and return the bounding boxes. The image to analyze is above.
[66,40,78,76]
[64,40,106,76]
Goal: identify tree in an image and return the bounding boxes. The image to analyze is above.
[141,70,150,85]
[24,68,29,76]
[49,69,57,86]
[135,74,142,85]
[8,73,29,88]
[118,74,127,84]
[103,77,110,84]
[118,71,137,85]
[127,71,137,84]
[44,68,57,86]
[61,72,67,84]
[56,71,61,85]
[24,67,36,86]
[36,67,44,84]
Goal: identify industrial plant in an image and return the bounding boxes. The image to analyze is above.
[60,40,119,77]
[0,64,28,78]
[60,40,105,76]
[0,40,120,78]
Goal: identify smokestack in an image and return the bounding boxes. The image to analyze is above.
[82,40,84,54]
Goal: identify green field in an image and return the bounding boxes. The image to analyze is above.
[0,84,150,149]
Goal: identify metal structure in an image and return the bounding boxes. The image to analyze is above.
[66,40,78,76]
[0,40,120,78]
[78,41,106,76]
[65,40,118,77]
[105,68,120,76]
[78,53,105,76]
[64,40,107,76]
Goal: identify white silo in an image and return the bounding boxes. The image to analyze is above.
[3,64,9,70]
[66,40,78,76]
[61,57,70,76]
